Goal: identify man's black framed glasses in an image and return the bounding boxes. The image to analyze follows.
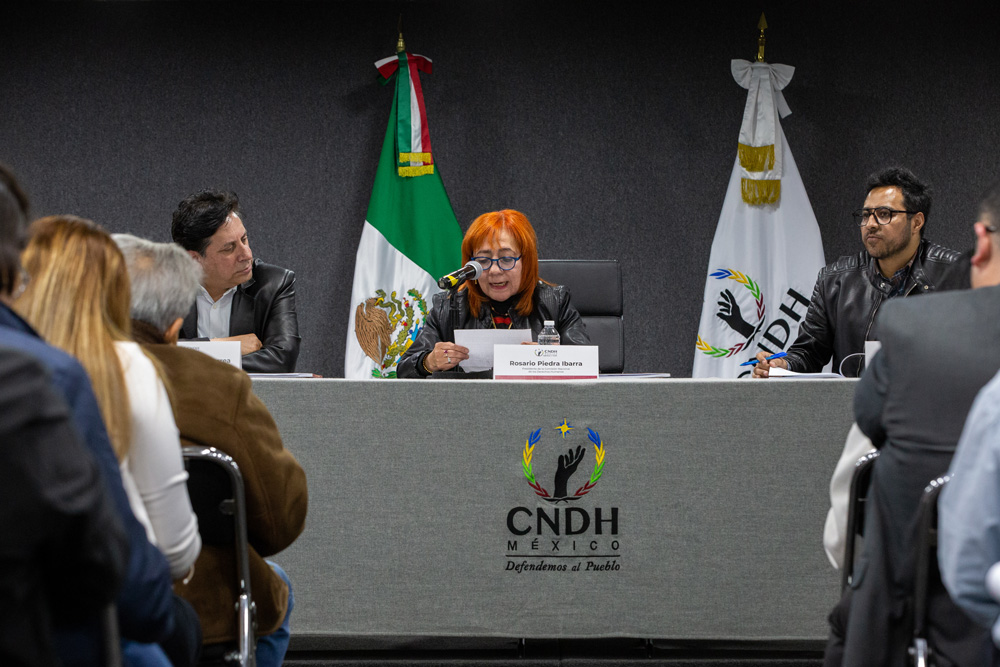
[473,256,521,271]
[851,207,916,226]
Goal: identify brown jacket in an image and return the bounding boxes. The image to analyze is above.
[140,336,308,644]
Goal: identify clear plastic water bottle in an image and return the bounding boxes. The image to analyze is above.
[538,320,560,345]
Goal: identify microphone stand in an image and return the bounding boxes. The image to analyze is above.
[433,281,492,380]
[447,284,461,344]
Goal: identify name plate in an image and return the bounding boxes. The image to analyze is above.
[493,344,599,380]
[177,341,242,369]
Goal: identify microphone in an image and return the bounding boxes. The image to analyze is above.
[437,261,482,289]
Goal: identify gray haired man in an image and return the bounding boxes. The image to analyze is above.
[113,234,307,665]
[113,234,202,343]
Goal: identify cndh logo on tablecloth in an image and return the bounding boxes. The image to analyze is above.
[521,420,605,502]
[505,419,620,573]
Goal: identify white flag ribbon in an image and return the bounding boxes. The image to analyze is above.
[732,60,794,204]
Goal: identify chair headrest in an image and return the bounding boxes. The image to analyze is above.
[538,259,622,316]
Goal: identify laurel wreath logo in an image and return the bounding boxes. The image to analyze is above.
[522,429,549,498]
[695,268,766,358]
[575,428,606,497]
[521,427,605,499]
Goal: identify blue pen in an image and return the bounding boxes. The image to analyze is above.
[740,351,787,367]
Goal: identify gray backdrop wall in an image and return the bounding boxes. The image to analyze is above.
[2,1,997,377]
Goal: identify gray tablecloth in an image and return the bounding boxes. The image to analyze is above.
[252,378,854,642]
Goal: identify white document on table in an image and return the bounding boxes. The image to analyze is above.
[454,328,532,372]
[768,367,844,380]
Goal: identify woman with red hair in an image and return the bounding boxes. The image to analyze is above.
[398,209,589,378]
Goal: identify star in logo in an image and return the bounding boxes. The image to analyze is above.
[555,419,574,439]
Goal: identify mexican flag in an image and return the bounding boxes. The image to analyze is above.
[344,50,463,379]
[692,60,825,378]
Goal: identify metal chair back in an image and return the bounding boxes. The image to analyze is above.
[842,450,880,591]
[910,475,950,667]
[183,446,256,667]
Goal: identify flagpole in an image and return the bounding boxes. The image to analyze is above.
[755,13,767,62]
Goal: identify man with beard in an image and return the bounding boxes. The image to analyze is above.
[752,167,963,378]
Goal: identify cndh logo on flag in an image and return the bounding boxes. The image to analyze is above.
[696,268,766,359]
[354,288,429,378]
[521,420,606,502]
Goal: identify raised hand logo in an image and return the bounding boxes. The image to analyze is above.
[716,288,756,339]
[521,423,606,502]
[553,446,586,498]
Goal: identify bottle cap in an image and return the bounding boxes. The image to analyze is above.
[543,320,555,326]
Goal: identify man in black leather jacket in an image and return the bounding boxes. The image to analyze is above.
[172,190,300,373]
[753,167,963,378]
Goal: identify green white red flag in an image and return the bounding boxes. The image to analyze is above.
[344,50,463,378]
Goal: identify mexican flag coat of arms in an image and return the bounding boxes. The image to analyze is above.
[344,47,463,379]
[692,59,825,378]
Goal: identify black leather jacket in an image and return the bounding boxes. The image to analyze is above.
[397,281,590,378]
[180,259,300,373]
[784,239,963,377]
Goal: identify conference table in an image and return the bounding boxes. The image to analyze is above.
[252,377,856,649]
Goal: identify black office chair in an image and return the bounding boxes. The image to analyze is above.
[183,446,256,667]
[909,475,950,667]
[842,450,880,591]
[537,259,624,373]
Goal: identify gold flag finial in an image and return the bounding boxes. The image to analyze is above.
[396,15,406,53]
[755,13,767,62]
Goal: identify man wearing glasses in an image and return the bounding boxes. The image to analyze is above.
[753,166,962,378]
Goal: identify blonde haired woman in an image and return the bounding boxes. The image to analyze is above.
[17,215,201,665]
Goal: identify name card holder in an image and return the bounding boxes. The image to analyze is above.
[178,340,242,370]
[493,344,599,380]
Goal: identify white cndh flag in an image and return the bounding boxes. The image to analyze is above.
[692,61,825,378]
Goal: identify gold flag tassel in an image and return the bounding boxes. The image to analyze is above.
[398,164,434,177]
[399,152,432,163]
[398,151,434,177]
[741,178,780,205]
[737,143,775,172]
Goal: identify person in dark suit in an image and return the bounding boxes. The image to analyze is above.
[831,181,1000,666]
[115,233,308,667]
[0,162,195,666]
[171,190,300,373]
[0,346,126,666]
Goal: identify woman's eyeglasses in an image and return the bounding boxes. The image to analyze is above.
[472,256,521,271]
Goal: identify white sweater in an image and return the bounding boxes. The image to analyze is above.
[116,341,201,579]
